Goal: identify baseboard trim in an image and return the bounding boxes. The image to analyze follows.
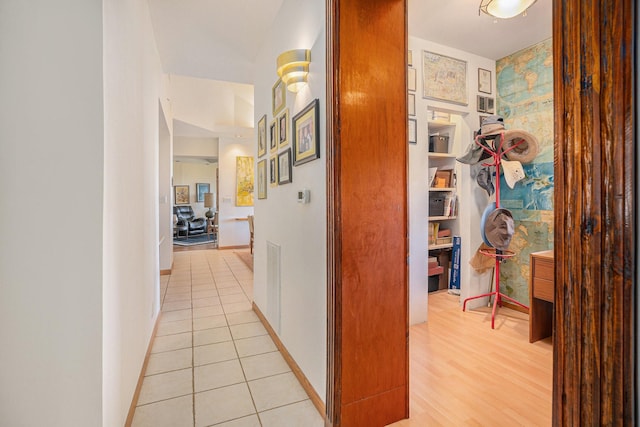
[124,312,162,427]
[252,302,326,419]
[218,244,250,250]
[502,301,529,315]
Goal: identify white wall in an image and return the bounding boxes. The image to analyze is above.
[408,36,497,319]
[217,139,254,247]
[173,161,218,218]
[0,2,104,425]
[159,103,173,271]
[174,136,219,158]
[103,0,170,425]
[253,0,327,402]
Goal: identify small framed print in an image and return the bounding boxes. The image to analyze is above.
[408,93,416,116]
[272,78,286,115]
[478,68,492,94]
[293,99,320,166]
[278,148,292,185]
[408,50,413,66]
[278,109,289,148]
[269,155,278,187]
[477,95,495,114]
[257,159,267,199]
[408,118,417,144]
[408,67,417,92]
[196,183,210,202]
[257,114,267,158]
[269,119,278,153]
[174,185,189,204]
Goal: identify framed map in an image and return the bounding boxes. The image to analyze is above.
[422,50,468,105]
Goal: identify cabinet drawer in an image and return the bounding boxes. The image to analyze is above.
[533,258,554,281]
[533,277,554,302]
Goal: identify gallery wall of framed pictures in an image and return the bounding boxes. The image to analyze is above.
[255,77,321,200]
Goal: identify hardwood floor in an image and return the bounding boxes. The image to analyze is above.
[390,291,552,426]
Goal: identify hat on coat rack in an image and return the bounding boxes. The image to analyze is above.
[480,115,540,164]
[501,159,526,189]
[480,204,515,251]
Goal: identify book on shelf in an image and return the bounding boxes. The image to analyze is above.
[443,193,457,217]
[428,222,439,245]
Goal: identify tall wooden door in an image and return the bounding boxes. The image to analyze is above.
[553,0,636,424]
[326,0,409,425]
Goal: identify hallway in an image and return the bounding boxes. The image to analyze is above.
[131,249,323,427]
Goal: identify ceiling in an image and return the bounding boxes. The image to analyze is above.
[147,0,552,138]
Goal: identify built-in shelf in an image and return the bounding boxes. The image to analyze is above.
[429,216,457,221]
[428,152,457,159]
[429,243,454,250]
[429,187,456,192]
[427,120,454,132]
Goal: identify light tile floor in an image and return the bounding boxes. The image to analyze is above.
[132,249,324,427]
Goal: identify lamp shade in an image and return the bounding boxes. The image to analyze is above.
[277,49,311,92]
[479,0,537,19]
[204,193,214,208]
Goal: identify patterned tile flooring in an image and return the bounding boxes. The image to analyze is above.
[131,249,323,427]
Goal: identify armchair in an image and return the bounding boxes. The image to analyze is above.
[173,206,207,236]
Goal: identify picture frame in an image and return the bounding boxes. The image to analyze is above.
[257,159,267,200]
[408,67,417,92]
[478,68,492,94]
[408,118,417,144]
[422,50,468,105]
[477,95,495,114]
[433,169,453,188]
[196,183,210,202]
[269,119,278,153]
[269,155,278,187]
[292,98,320,166]
[236,156,254,207]
[257,114,267,158]
[278,148,292,185]
[408,93,416,116]
[408,49,413,66]
[174,185,189,205]
[272,78,286,116]
[278,109,289,148]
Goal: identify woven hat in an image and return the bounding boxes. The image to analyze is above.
[501,159,525,189]
[484,207,515,251]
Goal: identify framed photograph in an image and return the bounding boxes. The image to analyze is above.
[269,155,278,187]
[236,156,254,207]
[408,93,416,116]
[257,159,267,200]
[196,183,210,202]
[422,50,468,105]
[408,67,416,92]
[278,148,292,185]
[478,68,492,94]
[272,78,286,115]
[278,109,289,148]
[477,95,495,114]
[174,185,189,205]
[408,49,413,66]
[257,114,267,158]
[408,118,417,144]
[479,114,490,128]
[292,98,320,166]
[269,119,278,153]
[433,169,453,188]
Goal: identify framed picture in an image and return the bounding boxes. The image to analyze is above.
[433,169,453,188]
[174,185,189,205]
[408,49,413,66]
[257,159,267,200]
[196,183,210,202]
[236,156,254,206]
[278,109,289,148]
[278,148,292,185]
[269,119,278,153]
[272,78,286,115]
[292,98,320,166]
[269,155,278,187]
[408,67,416,92]
[478,68,492,94]
[477,95,495,113]
[422,50,468,105]
[408,118,417,144]
[257,114,267,158]
[408,93,416,116]
[479,114,490,128]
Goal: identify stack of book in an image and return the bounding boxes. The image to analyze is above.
[428,256,443,276]
[435,228,452,245]
[443,194,457,217]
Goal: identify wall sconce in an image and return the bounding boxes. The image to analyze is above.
[479,0,537,19]
[277,49,311,93]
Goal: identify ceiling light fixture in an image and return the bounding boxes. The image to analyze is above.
[277,49,311,93]
[479,0,537,19]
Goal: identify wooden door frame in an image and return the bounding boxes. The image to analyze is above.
[326,0,637,425]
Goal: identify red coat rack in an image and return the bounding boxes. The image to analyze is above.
[462,133,529,328]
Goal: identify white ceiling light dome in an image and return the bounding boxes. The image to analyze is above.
[479,0,538,19]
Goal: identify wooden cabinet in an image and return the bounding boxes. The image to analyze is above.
[529,250,554,343]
